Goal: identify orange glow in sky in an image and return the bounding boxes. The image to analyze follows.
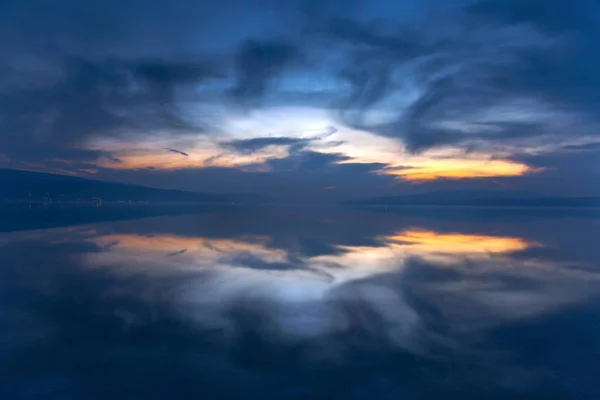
[93,140,534,185]
[98,147,533,183]
[85,107,538,182]
[385,158,532,181]
[98,151,279,170]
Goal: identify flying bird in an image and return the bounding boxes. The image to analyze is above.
[165,148,189,157]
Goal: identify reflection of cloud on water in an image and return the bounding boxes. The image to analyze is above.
[405,257,600,335]
[309,229,538,284]
[77,227,600,357]
[385,229,535,264]
[88,234,290,273]
[4,215,600,397]
[7,222,594,357]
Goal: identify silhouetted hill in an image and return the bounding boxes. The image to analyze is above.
[355,190,600,207]
[0,169,228,203]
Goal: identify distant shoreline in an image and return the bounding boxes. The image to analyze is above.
[0,200,233,206]
[354,203,600,210]
[1,200,599,209]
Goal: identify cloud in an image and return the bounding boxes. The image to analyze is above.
[0,57,223,168]
[1,0,599,196]
[232,39,299,106]
[222,137,311,154]
[324,0,600,154]
[562,142,600,152]
[469,0,596,34]
[265,150,350,172]
[508,146,600,196]
[220,125,339,156]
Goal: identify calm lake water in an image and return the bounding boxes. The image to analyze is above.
[1,205,600,399]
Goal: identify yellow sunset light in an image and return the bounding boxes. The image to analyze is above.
[385,158,532,181]
[385,229,532,255]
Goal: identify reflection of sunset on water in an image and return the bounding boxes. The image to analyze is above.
[386,229,533,255]
[311,229,537,282]
[5,210,600,379]
[91,234,289,272]
[87,228,538,287]
[77,221,600,344]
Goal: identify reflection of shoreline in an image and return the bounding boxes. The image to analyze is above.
[0,200,232,205]
[355,204,600,218]
[2,203,600,235]
[356,204,600,209]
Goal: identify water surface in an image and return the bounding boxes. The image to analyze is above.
[1,206,600,399]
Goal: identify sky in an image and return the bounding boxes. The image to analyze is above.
[1,0,600,201]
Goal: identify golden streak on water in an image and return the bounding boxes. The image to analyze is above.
[385,229,533,254]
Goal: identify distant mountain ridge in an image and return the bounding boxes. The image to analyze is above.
[355,190,600,208]
[0,169,228,203]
